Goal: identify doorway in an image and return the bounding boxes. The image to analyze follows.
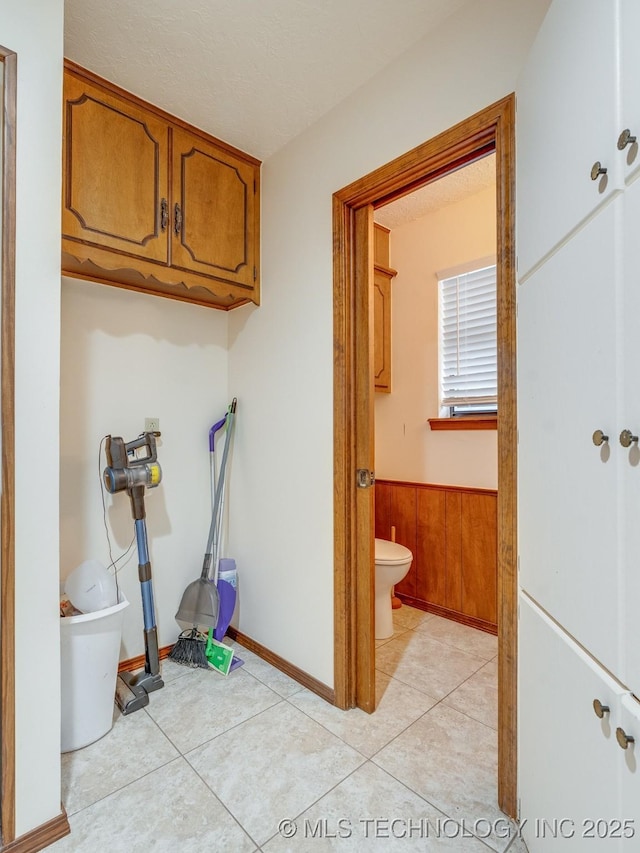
[332,95,517,816]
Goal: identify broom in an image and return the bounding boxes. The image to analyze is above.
[169,400,236,667]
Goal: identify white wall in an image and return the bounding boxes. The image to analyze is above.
[60,279,229,655]
[228,0,549,687]
[1,0,65,836]
[375,186,498,490]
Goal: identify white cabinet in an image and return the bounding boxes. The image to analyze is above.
[517,0,640,845]
[520,596,628,852]
[516,0,622,278]
[518,199,622,679]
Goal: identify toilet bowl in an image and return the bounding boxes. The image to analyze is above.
[375,538,413,640]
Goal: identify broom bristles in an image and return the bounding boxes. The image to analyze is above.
[169,628,209,669]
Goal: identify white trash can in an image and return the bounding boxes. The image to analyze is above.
[60,594,129,752]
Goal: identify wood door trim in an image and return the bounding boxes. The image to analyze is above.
[1,43,17,845]
[332,94,517,816]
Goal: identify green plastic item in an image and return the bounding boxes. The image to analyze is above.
[205,629,234,676]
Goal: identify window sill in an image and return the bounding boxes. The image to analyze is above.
[428,415,497,431]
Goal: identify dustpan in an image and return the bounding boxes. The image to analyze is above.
[175,576,220,628]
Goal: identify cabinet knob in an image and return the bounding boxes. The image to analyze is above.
[617,129,637,150]
[592,430,609,447]
[593,698,610,719]
[619,429,638,448]
[591,161,608,181]
[616,726,635,750]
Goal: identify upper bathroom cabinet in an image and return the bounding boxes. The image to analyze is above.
[61,60,261,310]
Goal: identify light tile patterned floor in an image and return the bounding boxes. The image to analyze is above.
[51,608,527,852]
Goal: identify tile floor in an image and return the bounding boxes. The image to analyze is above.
[50,607,528,852]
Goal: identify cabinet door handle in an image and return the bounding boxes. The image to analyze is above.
[619,429,638,448]
[160,198,168,231]
[174,202,182,236]
[592,430,609,447]
[616,726,635,750]
[593,698,610,718]
[618,129,637,150]
[591,161,608,181]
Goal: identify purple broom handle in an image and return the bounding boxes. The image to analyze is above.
[209,414,228,452]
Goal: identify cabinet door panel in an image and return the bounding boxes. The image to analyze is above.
[373,270,392,392]
[520,596,625,851]
[518,200,622,676]
[621,0,640,185]
[374,482,391,540]
[389,484,416,597]
[62,74,169,263]
[171,128,257,289]
[416,488,446,606]
[461,492,497,624]
[517,0,620,278]
[620,176,640,698]
[445,491,462,612]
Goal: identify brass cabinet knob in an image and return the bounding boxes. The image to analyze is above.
[591,161,608,181]
[593,698,610,718]
[592,430,609,447]
[619,429,639,448]
[618,129,637,150]
[616,726,635,750]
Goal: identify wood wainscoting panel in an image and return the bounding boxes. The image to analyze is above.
[416,488,446,607]
[389,484,417,598]
[461,492,498,624]
[374,481,391,541]
[445,490,463,613]
[375,479,497,631]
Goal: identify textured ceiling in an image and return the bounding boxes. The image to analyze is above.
[63,0,470,160]
[374,154,496,230]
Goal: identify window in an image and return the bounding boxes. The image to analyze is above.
[438,260,497,416]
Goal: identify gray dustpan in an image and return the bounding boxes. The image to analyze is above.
[175,572,220,629]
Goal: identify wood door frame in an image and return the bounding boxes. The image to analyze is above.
[1,43,17,844]
[332,94,517,816]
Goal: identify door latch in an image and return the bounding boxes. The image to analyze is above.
[356,469,375,488]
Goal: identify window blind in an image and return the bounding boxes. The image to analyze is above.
[439,264,497,408]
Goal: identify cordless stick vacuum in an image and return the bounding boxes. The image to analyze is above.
[103,431,164,714]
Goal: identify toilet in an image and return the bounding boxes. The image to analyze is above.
[375,538,413,639]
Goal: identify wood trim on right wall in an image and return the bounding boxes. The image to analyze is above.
[1,43,17,847]
[333,94,517,817]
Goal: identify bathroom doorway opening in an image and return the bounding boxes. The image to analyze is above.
[332,94,517,817]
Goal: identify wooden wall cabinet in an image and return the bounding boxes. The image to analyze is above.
[62,60,260,310]
[375,479,497,632]
[373,224,396,392]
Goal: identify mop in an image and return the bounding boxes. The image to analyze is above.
[169,399,237,667]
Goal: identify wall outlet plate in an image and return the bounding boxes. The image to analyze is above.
[145,417,160,432]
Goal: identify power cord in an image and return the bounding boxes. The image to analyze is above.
[98,436,136,601]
